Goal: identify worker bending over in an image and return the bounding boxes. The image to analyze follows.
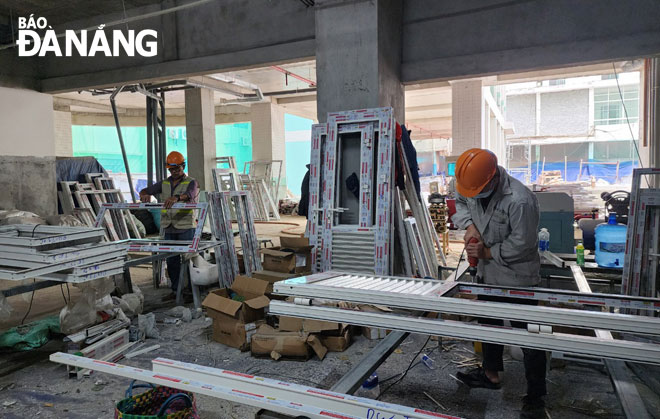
[452,148,548,419]
[139,151,199,301]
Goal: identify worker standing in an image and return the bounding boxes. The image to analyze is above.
[139,151,199,301]
[451,148,548,419]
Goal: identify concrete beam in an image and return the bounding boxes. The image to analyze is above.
[276,94,317,105]
[37,0,315,93]
[401,0,660,84]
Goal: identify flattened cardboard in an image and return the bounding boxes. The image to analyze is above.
[306,335,328,360]
[279,316,340,333]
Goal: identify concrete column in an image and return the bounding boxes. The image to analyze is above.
[54,108,73,157]
[315,0,404,122]
[185,87,216,191]
[451,79,484,156]
[0,86,57,216]
[250,101,287,198]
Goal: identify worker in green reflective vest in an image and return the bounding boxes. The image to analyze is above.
[140,151,199,301]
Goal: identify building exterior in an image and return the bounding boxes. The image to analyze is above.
[505,71,640,184]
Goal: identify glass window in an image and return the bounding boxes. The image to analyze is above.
[594,85,639,125]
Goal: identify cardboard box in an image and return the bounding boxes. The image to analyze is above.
[250,325,327,361]
[362,326,388,340]
[278,316,341,333]
[202,276,270,349]
[279,236,314,273]
[261,248,296,273]
[252,270,301,293]
[320,327,352,352]
[211,319,262,351]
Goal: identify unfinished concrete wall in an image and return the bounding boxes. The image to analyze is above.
[540,90,590,136]
[250,102,287,198]
[0,87,57,215]
[54,110,73,157]
[451,80,483,155]
[506,95,536,138]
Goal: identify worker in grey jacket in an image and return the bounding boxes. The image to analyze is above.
[451,148,548,419]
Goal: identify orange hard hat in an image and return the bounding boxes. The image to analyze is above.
[455,148,498,198]
[166,151,185,168]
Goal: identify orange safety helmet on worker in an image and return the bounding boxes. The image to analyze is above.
[454,148,498,198]
[166,151,185,168]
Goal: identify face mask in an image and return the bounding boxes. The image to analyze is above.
[473,187,494,199]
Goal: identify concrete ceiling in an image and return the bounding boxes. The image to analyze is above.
[54,59,627,140]
[0,0,163,44]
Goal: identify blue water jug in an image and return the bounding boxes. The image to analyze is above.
[595,213,627,268]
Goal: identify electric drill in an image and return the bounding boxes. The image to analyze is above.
[467,237,479,278]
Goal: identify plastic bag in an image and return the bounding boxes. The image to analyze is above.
[0,294,13,320]
[60,278,115,334]
[138,313,159,339]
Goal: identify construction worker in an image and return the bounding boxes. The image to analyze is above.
[139,151,199,300]
[451,148,548,419]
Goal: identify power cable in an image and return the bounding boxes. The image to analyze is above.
[20,280,36,325]
[377,335,431,399]
[612,63,644,168]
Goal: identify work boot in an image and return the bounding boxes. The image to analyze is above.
[520,395,550,419]
[455,367,502,390]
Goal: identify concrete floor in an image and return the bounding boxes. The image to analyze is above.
[0,216,658,418]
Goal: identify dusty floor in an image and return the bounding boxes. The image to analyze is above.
[0,216,658,418]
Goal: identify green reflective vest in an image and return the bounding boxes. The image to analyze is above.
[160,175,196,230]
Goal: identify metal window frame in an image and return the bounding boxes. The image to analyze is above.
[50,352,461,419]
[93,202,208,253]
[269,301,660,365]
[0,224,105,250]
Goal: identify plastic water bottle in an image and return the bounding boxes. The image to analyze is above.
[355,373,380,399]
[576,242,585,267]
[595,213,627,268]
[420,353,436,370]
[538,228,550,252]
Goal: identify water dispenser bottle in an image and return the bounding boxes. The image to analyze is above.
[538,228,550,252]
[595,213,627,268]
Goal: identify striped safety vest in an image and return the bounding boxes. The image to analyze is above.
[160,175,196,230]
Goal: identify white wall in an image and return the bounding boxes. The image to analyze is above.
[0,86,55,157]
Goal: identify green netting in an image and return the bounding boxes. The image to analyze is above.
[72,123,253,174]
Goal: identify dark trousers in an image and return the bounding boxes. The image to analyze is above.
[164,229,195,292]
[478,295,548,399]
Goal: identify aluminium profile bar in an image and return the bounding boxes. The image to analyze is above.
[273,277,660,336]
[0,242,122,261]
[50,353,460,419]
[0,252,124,281]
[456,282,660,312]
[38,266,125,283]
[571,265,652,419]
[269,301,660,365]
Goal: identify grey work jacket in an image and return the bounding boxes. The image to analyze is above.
[453,166,541,287]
